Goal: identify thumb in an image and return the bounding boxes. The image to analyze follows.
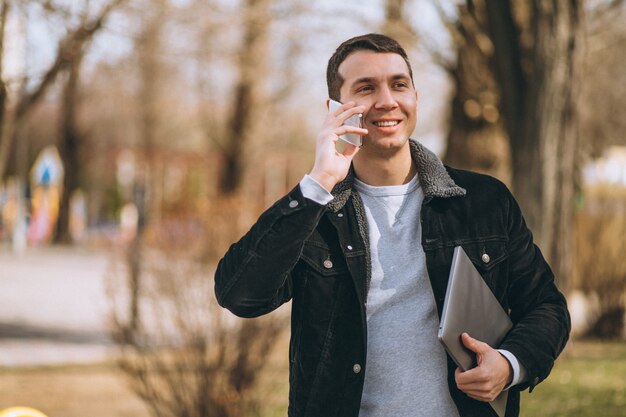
[461,332,487,354]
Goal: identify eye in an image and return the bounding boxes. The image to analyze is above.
[356,85,373,93]
[393,81,408,89]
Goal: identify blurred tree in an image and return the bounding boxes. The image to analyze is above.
[124,0,168,337]
[382,0,416,49]
[0,0,125,181]
[439,2,510,182]
[53,41,84,244]
[54,2,98,243]
[108,230,287,417]
[580,3,626,156]
[574,187,626,338]
[218,0,272,195]
[437,0,584,288]
[0,2,7,155]
[200,0,358,202]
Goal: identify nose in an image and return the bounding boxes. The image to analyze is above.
[374,86,398,110]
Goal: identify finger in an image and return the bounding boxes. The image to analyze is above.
[456,376,490,391]
[329,100,356,116]
[328,101,356,117]
[456,373,502,400]
[334,106,366,126]
[461,332,488,354]
[454,367,466,384]
[466,385,501,402]
[334,125,368,137]
[467,391,497,402]
[458,381,498,401]
[455,366,489,386]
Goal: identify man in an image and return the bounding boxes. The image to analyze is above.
[214,33,570,417]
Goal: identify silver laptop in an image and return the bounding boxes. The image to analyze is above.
[438,245,513,417]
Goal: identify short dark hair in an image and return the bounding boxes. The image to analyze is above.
[326,33,414,101]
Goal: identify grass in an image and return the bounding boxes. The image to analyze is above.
[0,361,150,417]
[257,338,626,417]
[0,340,623,417]
[520,340,626,417]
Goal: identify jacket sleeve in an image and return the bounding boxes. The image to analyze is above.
[498,189,571,392]
[214,185,327,318]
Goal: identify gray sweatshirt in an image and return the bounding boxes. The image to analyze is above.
[354,174,460,417]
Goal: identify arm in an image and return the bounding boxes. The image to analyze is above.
[214,186,327,318]
[455,188,570,400]
[497,189,571,391]
[214,101,367,318]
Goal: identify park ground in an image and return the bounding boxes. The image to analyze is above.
[1,247,625,417]
[1,340,625,417]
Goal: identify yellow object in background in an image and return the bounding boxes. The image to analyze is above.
[0,407,49,417]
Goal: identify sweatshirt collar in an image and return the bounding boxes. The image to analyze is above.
[326,139,466,213]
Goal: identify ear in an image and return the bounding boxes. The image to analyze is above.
[326,98,331,110]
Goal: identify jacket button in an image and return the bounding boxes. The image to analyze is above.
[323,259,333,269]
[353,364,361,374]
[481,253,490,263]
[347,245,353,250]
[337,213,344,217]
[289,200,299,208]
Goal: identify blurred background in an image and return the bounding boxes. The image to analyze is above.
[0,0,625,416]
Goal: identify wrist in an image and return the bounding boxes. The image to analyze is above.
[309,170,338,192]
[498,352,514,386]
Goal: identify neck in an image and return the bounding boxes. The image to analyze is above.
[353,142,416,186]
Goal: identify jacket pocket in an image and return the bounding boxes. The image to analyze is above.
[300,240,349,277]
[460,238,510,308]
[461,238,509,272]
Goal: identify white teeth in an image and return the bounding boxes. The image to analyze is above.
[374,121,399,127]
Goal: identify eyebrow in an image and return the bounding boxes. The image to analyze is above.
[351,74,411,86]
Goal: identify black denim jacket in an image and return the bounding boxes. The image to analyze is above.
[215,140,570,417]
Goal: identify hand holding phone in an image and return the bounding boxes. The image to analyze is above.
[309,100,366,192]
[328,99,364,147]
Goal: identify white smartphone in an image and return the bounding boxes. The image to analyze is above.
[328,99,363,147]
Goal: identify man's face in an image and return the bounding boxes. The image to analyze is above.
[338,51,418,151]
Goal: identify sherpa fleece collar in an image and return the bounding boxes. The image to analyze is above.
[326,139,466,213]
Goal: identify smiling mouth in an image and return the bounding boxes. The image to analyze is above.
[373,120,400,127]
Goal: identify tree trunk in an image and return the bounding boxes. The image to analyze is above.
[382,0,415,49]
[0,0,126,180]
[218,0,271,195]
[0,0,15,180]
[54,51,85,244]
[53,1,129,244]
[519,1,581,289]
[122,0,167,335]
[443,3,510,181]
[0,0,8,145]
[482,0,582,288]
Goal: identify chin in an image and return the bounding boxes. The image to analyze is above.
[366,135,408,150]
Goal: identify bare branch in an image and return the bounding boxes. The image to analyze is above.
[0,0,126,179]
[590,0,625,18]
[484,0,526,135]
[423,2,460,74]
[586,0,626,35]
[15,0,125,119]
